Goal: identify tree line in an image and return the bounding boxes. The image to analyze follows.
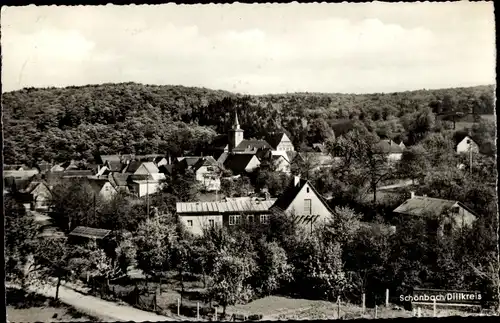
[2,82,494,166]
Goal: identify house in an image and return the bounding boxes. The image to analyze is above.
[68,226,116,257]
[223,154,261,174]
[3,167,40,179]
[99,154,122,164]
[177,176,334,235]
[176,157,203,171]
[393,192,477,234]
[4,164,28,171]
[177,196,277,235]
[256,148,291,173]
[122,161,165,197]
[454,134,479,154]
[108,173,131,194]
[20,181,53,211]
[88,178,117,200]
[266,132,295,152]
[270,176,335,228]
[376,139,404,161]
[192,157,222,191]
[312,143,327,153]
[104,160,125,173]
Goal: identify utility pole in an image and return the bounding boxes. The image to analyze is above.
[469,144,473,175]
[146,175,150,219]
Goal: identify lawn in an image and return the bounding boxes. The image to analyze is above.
[6,287,99,322]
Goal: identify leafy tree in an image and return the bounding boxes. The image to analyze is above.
[220,175,253,198]
[322,207,362,245]
[134,216,178,286]
[252,239,293,296]
[398,144,431,184]
[4,195,39,289]
[207,249,256,315]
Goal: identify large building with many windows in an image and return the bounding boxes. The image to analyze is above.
[176,176,334,235]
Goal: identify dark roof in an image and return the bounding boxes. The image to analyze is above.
[394,196,479,218]
[192,156,220,171]
[158,164,174,174]
[124,160,142,173]
[100,155,121,163]
[233,139,272,152]
[224,154,258,173]
[88,179,112,193]
[271,177,335,215]
[109,173,130,187]
[266,133,286,150]
[69,226,111,239]
[217,152,230,164]
[106,161,125,172]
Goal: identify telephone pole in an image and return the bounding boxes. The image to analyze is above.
[146,175,150,218]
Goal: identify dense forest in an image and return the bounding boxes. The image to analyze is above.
[2,82,495,165]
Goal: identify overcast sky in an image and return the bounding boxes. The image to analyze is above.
[1,2,496,94]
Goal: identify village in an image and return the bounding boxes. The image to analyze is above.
[3,2,497,322]
[5,107,497,321]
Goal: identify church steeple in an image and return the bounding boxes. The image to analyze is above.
[228,110,244,152]
[233,110,241,130]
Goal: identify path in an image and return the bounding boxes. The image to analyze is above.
[8,283,174,322]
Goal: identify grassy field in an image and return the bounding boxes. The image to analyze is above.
[6,287,99,322]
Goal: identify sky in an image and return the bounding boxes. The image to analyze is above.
[1,2,496,94]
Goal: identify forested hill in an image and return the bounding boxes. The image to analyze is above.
[2,82,495,165]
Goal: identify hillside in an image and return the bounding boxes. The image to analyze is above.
[2,82,495,165]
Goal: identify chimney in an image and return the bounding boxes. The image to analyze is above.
[294,175,301,187]
[410,191,415,199]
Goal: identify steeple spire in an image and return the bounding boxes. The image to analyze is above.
[233,110,240,130]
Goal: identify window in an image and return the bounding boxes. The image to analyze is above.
[208,219,215,227]
[451,206,460,214]
[304,199,312,215]
[247,215,254,223]
[260,214,269,224]
[306,187,310,193]
[187,220,193,227]
[229,215,240,225]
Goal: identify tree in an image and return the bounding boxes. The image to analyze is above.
[171,239,193,304]
[252,239,293,296]
[322,207,362,245]
[4,194,39,289]
[134,216,178,287]
[398,145,430,184]
[220,175,253,198]
[34,236,78,301]
[207,249,256,315]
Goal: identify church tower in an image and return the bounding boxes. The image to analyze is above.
[228,110,244,152]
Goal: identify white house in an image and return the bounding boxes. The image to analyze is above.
[456,135,479,154]
[124,161,166,197]
[88,179,117,200]
[192,157,222,192]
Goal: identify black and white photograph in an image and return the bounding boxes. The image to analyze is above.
[2,2,498,321]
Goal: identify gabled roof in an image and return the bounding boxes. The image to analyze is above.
[312,143,327,153]
[266,133,287,150]
[124,160,142,173]
[88,179,113,194]
[453,132,478,147]
[22,181,51,195]
[142,162,160,174]
[270,177,335,215]
[224,154,259,173]
[106,160,125,172]
[192,156,220,171]
[285,151,298,163]
[217,152,230,164]
[177,157,202,167]
[100,155,121,163]
[69,226,111,240]
[233,139,272,152]
[109,173,130,187]
[393,196,479,218]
